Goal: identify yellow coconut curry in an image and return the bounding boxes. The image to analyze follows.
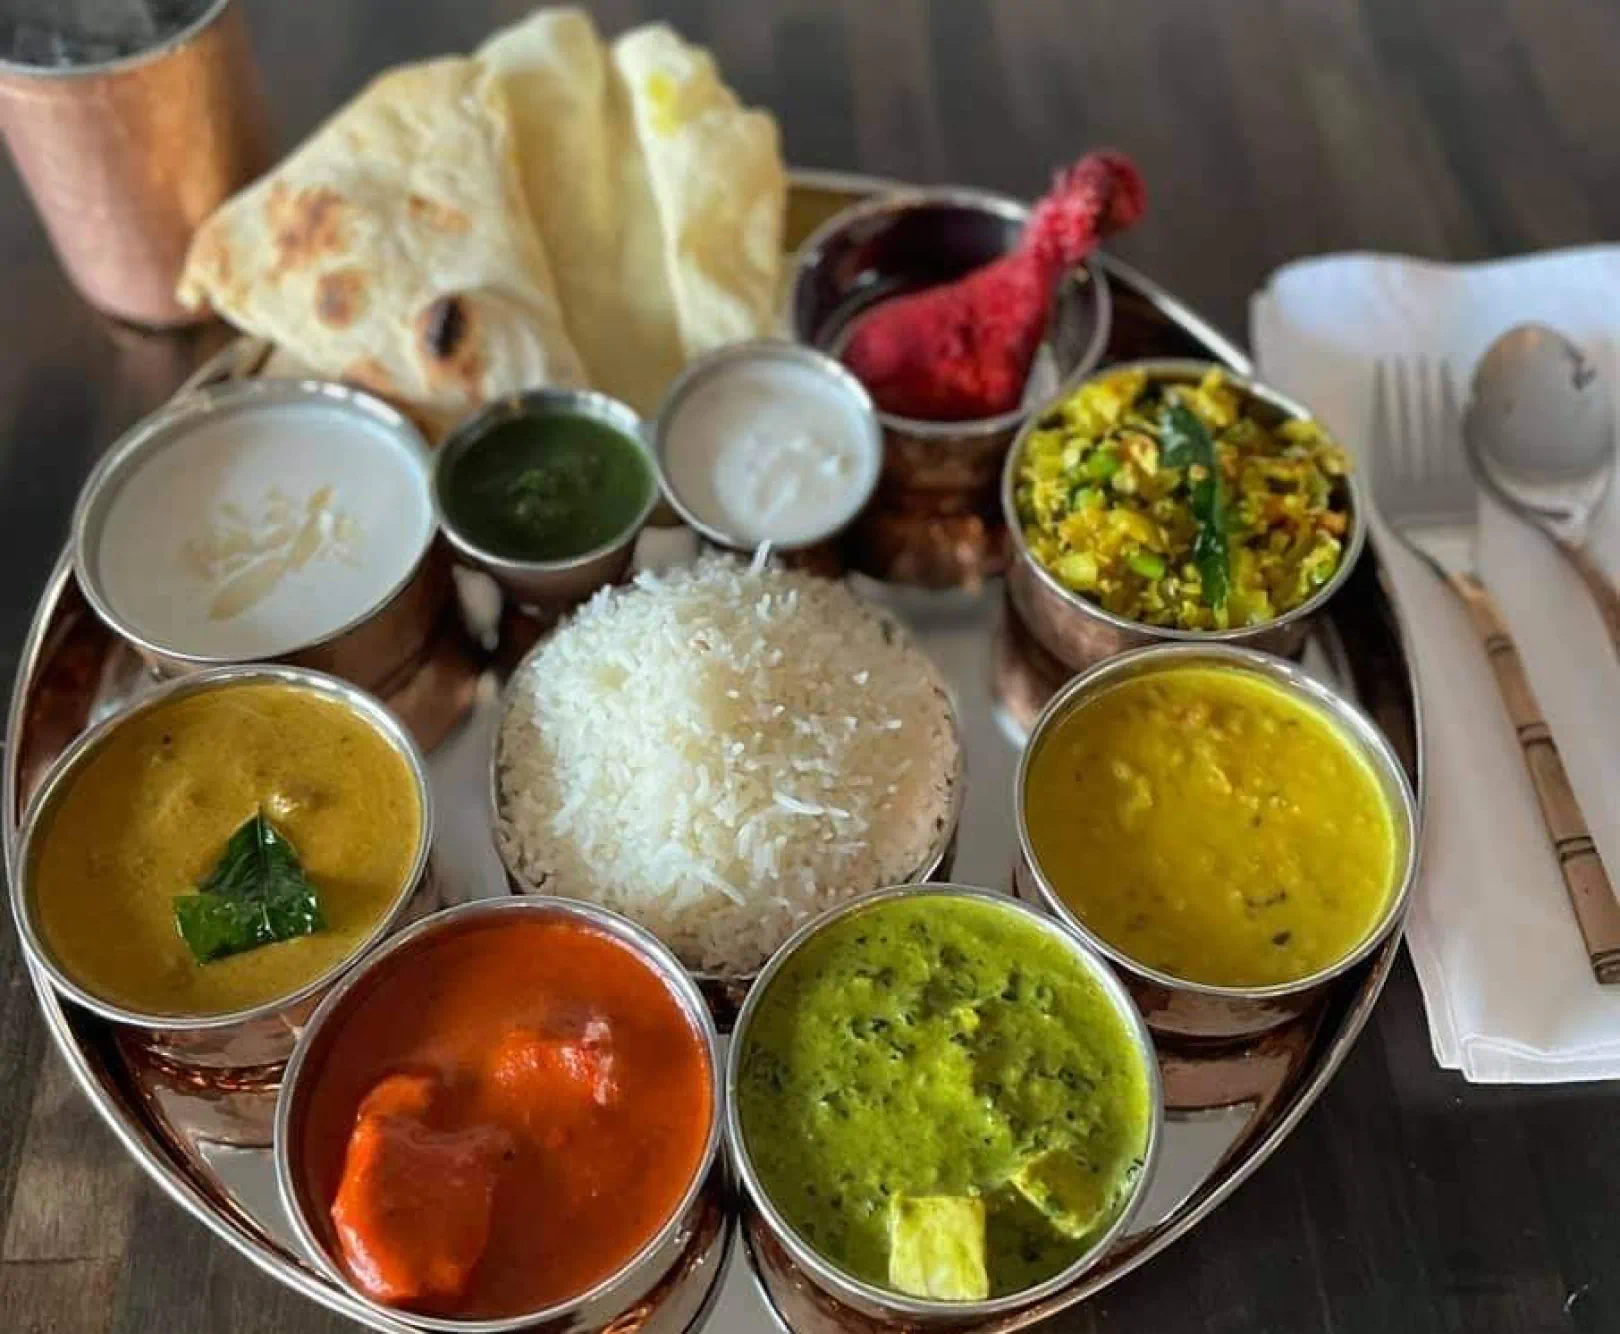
[31,682,421,1018]
[1024,666,1396,988]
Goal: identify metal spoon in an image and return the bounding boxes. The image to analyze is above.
[1464,323,1620,653]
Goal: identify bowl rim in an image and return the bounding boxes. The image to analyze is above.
[1014,642,1421,1001]
[485,572,968,989]
[432,386,661,578]
[11,662,435,1031]
[999,358,1370,643]
[789,185,1113,439]
[271,893,725,1334]
[724,881,1165,1320]
[0,0,234,80]
[71,377,437,670]
[649,338,884,553]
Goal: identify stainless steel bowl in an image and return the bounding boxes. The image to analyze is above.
[11,663,435,1071]
[651,339,883,558]
[1002,359,1368,673]
[273,895,730,1334]
[434,388,660,617]
[488,611,968,1030]
[72,379,448,692]
[727,883,1163,1325]
[1015,644,1420,1039]
[791,187,1112,588]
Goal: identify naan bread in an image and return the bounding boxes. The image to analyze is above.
[178,14,787,422]
[177,58,587,414]
[479,8,685,416]
[613,26,786,361]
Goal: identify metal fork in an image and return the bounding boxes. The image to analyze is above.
[1373,359,1620,985]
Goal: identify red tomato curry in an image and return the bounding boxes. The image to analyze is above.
[293,916,713,1319]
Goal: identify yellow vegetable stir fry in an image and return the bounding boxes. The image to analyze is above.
[1014,369,1351,629]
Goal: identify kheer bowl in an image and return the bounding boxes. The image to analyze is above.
[1001,359,1368,673]
[434,388,660,619]
[791,188,1112,588]
[1015,644,1419,1040]
[727,883,1163,1326]
[274,895,730,1334]
[72,379,448,693]
[11,663,435,1072]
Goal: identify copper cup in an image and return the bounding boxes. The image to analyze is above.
[0,0,272,327]
[790,187,1112,589]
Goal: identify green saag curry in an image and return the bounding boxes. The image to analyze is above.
[737,897,1151,1301]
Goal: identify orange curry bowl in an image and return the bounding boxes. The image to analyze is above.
[273,896,729,1334]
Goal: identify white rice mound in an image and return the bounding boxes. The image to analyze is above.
[495,556,960,974]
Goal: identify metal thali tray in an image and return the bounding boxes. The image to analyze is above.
[3,170,1423,1334]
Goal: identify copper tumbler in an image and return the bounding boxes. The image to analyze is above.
[0,0,272,327]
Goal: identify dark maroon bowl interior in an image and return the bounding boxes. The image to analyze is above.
[792,200,1025,351]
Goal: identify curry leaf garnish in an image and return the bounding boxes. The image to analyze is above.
[172,812,325,964]
[1160,404,1230,610]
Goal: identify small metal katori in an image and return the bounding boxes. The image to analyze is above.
[1001,359,1370,675]
[434,387,663,618]
[650,339,884,575]
[1014,643,1420,1040]
[71,378,450,694]
[726,883,1164,1327]
[274,895,732,1334]
[10,662,435,1074]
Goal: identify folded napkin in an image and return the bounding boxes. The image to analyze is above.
[1253,247,1620,1082]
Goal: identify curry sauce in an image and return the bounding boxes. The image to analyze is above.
[1024,667,1396,988]
[737,897,1151,1300]
[30,682,420,1017]
[295,917,713,1319]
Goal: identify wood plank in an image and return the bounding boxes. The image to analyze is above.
[0,1258,121,1334]
[1354,0,1600,253]
[843,0,947,185]
[0,940,48,1241]
[774,10,860,171]
[107,1186,349,1334]
[924,0,1046,194]
[1499,0,1620,229]
[2,1051,139,1264]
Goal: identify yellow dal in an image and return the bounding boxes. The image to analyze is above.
[31,683,421,1018]
[1024,667,1396,988]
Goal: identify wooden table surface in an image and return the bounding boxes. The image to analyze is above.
[2,1,1617,1331]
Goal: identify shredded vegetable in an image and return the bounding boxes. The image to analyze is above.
[1014,369,1351,630]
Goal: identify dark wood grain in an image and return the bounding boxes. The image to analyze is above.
[3,1,1619,1331]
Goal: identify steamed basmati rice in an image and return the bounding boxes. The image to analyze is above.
[495,556,960,974]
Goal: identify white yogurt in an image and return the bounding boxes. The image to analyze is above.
[660,354,880,548]
[93,396,433,660]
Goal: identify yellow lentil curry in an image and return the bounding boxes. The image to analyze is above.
[31,682,421,1017]
[1014,369,1351,629]
[1024,666,1396,988]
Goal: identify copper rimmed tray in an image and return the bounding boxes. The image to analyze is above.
[4,170,1422,1334]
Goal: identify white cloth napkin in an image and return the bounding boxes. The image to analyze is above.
[1252,247,1620,1082]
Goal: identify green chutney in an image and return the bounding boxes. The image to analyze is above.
[442,412,652,562]
[737,896,1152,1300]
